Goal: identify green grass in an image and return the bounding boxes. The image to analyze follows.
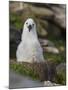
[10,13,23,29]
[44,53,65,64]
[10,62,39,80]
[55,71,66,85]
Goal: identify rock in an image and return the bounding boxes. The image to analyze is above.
[10,2,66,30]
[43,47,59,54]
[10,2,66,40]
[52,5,66,29]
[10,26,21,45]
[39,39,59,54]
[44,81,60,86]
[9,2,24,12]
[37,23,48,37]
[59,46,65,52]
[10,69,60,88]
[56,63,66,84]
[56,63,66,74]
[9,70,44,89]
[47,23,62,38]
[30,5,54,17]
[38,19,48,29]
[10,26,22,58]
[38,4,66,29]
[39,39,54,47]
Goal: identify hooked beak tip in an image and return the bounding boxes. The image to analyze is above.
[28,25,32,32]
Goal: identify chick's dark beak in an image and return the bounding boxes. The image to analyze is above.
[28,25,32,32]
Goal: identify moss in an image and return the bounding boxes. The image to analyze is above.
[10,13,23,29]
[44,52,65,65]
[55,71,66,85]
[10,62,39,80]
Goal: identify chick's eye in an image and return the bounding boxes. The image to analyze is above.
[32,24,34,26]
[26,22,28,24]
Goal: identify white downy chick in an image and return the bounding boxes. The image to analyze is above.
[16,18,45,63]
